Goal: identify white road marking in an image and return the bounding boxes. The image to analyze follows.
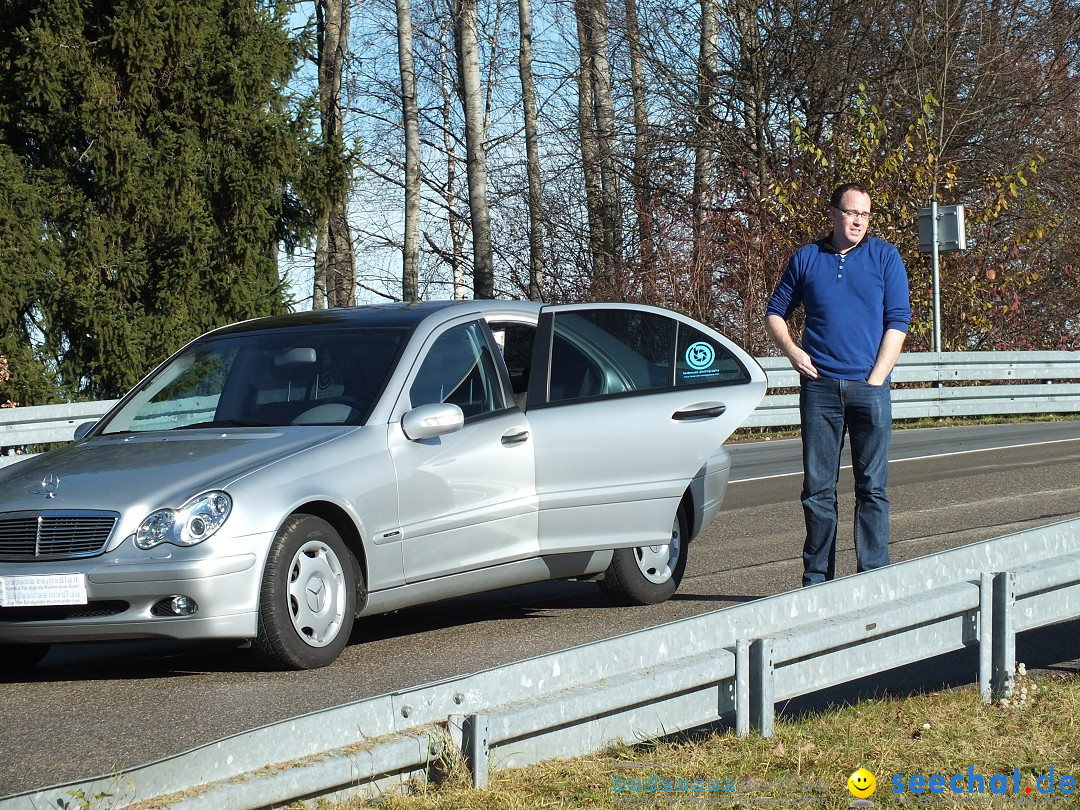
[731,436,1080,483]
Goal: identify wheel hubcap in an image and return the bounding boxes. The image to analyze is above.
[634,517,682,584]
[286,540,346,647]
[304,576,326,613]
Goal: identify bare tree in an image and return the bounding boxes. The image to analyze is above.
[438,28,469,300]
[396,0,422,301]
[575,8,606,289]
[452,0,495,298]
[517,0,545,301]
[624,0,655,286]
[690,0,719,320]
[313,0,356,309]
[337,0,1079,352]
[573,0,622,296]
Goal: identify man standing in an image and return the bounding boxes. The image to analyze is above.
[765,183,911,586]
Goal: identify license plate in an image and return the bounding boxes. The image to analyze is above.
[0,573,88,607]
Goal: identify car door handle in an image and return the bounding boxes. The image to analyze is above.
[501,428,531,446]
[672,402,726,421]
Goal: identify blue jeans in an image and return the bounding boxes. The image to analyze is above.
[799,376,892,586]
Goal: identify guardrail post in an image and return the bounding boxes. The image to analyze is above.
[463,713,490,789]
[749,638,775,738]
[735,638,750,737]
[447,713,465,751]
[978,572,993,703]
[992,571,1016,701]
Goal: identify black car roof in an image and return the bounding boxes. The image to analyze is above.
[208,300,467,337]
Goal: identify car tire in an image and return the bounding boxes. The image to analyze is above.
[600,506,689,606]
[0,643,51,674]
[254,515,358,670]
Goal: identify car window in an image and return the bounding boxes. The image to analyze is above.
[548,310,673,403]
[250,347,345,406]
[409,321,506,418]
[488,322,535,409]
[123,347,237,430]
[675,323,751,387]
[99,327,408,432]
[538,308,752,405]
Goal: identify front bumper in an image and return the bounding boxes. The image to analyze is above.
[0,544,265,644]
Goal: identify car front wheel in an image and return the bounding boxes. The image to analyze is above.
[255,515,358,670]
[600,507,689,606]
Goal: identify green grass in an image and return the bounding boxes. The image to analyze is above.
[317,668,1079,809]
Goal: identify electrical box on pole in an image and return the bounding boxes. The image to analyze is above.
[917,201,969,354]
[918,204,967,253]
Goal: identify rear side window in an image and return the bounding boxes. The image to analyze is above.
[675,323,751,387]
[540,309,750,405]
[548,310,672,402]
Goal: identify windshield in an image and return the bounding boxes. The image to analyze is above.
[99,326,409,433]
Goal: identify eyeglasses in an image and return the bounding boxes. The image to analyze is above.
[836,208,873,222]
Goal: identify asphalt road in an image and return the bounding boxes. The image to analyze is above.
[1,421,1079,798]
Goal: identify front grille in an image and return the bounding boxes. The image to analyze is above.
[0,511,119,560]
[0,601,129,622]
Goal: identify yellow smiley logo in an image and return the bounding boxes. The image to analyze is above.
[848,768,876,798]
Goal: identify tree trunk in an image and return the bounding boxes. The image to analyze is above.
[314,0,355,309]
[731,0,768,199]
[313,221,329,310]
[624,0,655,291]
[438,31,467,300]
[517,0,545,302]
[691,0,719,320]
[452,0,495,299]
[396,0,421,302]
[577,0,621,296]
[575,7,605,290]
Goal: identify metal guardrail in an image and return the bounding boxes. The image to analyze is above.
[0,400,118,449]
[5,517,1079,809]
[745,350,1080,427]
[2,351,1078,467]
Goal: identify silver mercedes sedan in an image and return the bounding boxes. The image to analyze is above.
[0,301,766,670]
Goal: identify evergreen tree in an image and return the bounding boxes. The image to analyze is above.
[0,0,316,401]
[0,141,57,404]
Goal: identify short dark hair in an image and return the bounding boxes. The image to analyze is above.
[829,183,871,208]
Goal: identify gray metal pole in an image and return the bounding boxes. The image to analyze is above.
[931,197,942,352]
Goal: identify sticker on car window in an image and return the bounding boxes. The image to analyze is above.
[681,341,722,381]
[675,326,750,387]
[685,342,715,370]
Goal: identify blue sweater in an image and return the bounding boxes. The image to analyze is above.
[766,236,911,380]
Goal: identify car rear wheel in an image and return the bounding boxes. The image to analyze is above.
[0,643,51,674]
[255,515,358,670]
[600,506,689,606]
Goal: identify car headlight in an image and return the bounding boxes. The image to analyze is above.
[135,491,232,550]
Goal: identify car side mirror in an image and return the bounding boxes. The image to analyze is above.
[401,402,464,441]
[73,421,97,440]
